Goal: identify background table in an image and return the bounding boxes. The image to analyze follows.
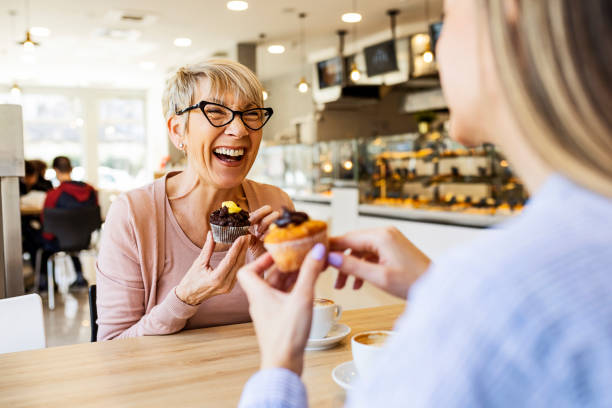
[0,304,405,408]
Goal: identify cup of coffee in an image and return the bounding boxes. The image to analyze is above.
[309,298,342,339]
[351,330,392,378]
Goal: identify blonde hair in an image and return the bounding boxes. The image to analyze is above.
[481,0,612,196]
[162,59,264,124]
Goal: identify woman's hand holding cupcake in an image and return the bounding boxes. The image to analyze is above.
[175,232,250,306]
[248,205,281,257]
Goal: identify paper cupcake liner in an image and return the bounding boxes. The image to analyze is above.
[210,223,250,244]
[264,229,328,272]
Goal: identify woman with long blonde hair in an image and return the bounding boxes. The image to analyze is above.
[237,0,612,406]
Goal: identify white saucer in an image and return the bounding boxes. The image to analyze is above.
[332,360,358,390]
[305,323,351,351]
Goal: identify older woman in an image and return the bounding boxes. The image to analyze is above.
[96,60,293,340]
[237,0,612,406]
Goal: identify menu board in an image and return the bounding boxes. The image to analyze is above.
[317,56,343,89]
[364,40,398,77]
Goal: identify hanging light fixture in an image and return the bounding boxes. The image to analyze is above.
[258,33,270,101]
[10,83,22,97]
[296,12,310,93]
[348,0,361,82]
[422,0,435,64]
[17,0,40,51]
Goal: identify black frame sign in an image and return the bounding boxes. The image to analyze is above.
[316,56,344,89]
[364,40,399,77]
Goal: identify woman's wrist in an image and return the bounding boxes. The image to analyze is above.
[260,353,304,376]
[175,285,202,306]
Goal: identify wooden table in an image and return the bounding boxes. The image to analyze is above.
[0,304,405,408]
[20,205,42,216]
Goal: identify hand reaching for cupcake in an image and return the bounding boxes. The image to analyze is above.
[175,232,250,306]
[327,226,432,299]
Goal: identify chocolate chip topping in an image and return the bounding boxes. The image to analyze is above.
[209,206,250,227]
[274,207,309,228]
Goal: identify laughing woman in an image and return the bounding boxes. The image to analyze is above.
[96,60,293,340]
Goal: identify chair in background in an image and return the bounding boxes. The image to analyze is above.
[88,284,98,342]
[41,206,102,309]
[0,294,46,354]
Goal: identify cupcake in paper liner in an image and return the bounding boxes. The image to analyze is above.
[209,201,251,244]
[264,208,328,272]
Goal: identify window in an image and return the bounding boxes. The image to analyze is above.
[97,98,147,190]
[20,94,85,181]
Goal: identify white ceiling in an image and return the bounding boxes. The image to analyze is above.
[0,0,442,90]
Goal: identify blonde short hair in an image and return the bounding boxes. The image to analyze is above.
[481,0,612,197]
[162,59,264,124]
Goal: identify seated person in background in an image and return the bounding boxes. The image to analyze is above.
[41,156,98,289]
[30,159,53,192]
[19,160,38,196]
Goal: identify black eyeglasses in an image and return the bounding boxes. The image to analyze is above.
[175,100,274,131]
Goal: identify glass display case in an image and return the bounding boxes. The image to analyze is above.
[359,127,527,217]
[251,119,527,226]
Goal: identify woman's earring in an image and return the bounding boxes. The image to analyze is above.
[178,142,185,150]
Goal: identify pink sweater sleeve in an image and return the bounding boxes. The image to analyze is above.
[96,195,198,341]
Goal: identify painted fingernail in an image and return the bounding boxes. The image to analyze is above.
[328,253,343,268]
[311,243,326,261]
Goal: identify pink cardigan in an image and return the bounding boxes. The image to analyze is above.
[96,173,293,340]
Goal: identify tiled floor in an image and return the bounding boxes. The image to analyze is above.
[39,289,92,347]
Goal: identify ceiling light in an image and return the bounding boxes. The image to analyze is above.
[10,84,22,97]
[322,162,333,173]
[262,90,269,101]
[297,77,309,93]
[349,62,361,81]
[174,37,192,47]
[267,44,285,54]
[139,61,156,70]
[341,12,362,23]
[342,160,353,171]
[227,1,248,11]
[30,27,50,37]
[423,51,434,63]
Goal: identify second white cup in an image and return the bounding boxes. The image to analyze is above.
[309,298,342,339]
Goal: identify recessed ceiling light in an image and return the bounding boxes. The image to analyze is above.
[267,44,285,54]
[30,27,50,37]
[174,37,192,47]
[341,12,362,23]
[227,1,248,11]
[139,61,156,70]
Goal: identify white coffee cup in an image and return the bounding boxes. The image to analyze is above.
[351,330,392,379]
[309,298,342,339]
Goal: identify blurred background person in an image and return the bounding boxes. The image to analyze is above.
[40,156,98,290]
[30,159,53,192]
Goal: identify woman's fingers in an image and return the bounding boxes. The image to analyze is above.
[353,278,364,290]
[237,253,275,299]
[327,251,387,288]
[215,235,249,277]
[258,211,280,235]
[198,231,216,266]
[329,230,382,256]
[249,205,273,224]
[334,272,349,289]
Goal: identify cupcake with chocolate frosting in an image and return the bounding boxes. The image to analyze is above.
[209,201,251,243]
[263,207,328,272]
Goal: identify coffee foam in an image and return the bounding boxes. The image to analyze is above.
[354,332,389,347]
[313,298,334,307]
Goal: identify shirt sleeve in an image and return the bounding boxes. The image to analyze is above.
[96,194,199,340]
[239,368,307,408]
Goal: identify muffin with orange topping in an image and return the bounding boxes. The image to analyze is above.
[264,208,328,272]
[209,201,251,243]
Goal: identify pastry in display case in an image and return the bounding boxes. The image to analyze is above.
[360,118,527,219]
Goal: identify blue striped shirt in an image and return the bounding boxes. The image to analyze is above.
[239,174,612,407]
